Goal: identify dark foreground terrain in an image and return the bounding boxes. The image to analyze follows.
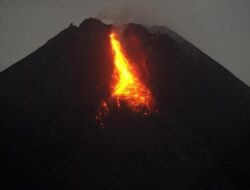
[1,18,250,190]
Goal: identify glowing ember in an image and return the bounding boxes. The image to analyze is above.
[96,31,155,127]
[109,32,153,112]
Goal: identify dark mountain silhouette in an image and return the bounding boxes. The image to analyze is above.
[1,18,250,190]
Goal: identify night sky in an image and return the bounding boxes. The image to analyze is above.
[0,0,249,84]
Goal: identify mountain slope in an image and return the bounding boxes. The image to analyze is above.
[1,18,250,190]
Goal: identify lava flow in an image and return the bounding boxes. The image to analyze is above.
[110,32,153,112]
[96,31,155,126]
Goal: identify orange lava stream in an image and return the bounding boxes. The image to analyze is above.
[110,32,153,112]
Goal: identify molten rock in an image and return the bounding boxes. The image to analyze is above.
[1,18,250,190]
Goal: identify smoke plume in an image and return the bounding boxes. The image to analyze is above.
[96,0,159,26]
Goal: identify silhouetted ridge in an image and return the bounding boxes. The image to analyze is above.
[1,18,250,190]
[79,17,107,28]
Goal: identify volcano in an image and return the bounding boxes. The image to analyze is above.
[1,18,250,190]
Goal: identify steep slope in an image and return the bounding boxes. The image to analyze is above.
[1,18,250,190]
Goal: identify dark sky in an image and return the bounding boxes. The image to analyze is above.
[0,0,249,85]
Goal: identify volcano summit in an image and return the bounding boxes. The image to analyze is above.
[1,18,250,190]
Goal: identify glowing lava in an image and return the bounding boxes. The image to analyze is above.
[96,32,155,127]
[109,32,153,112]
